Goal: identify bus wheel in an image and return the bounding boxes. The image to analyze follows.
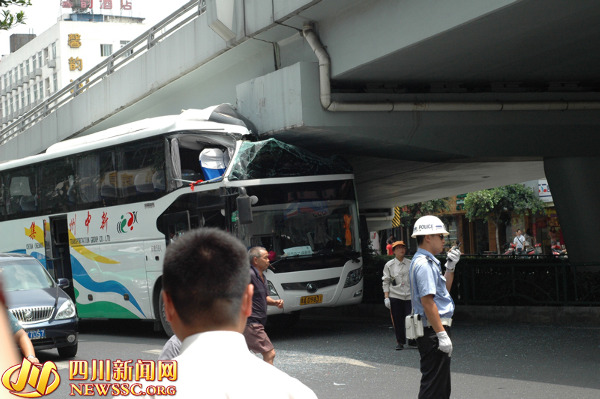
[158,290,174,337]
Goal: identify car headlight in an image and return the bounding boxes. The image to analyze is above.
[267,280,279,297]
[344,267,363,288]
[55,299,77,320]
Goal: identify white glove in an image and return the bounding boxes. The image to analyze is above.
[436,331,453,357]
[384,297,391,309]
[445,248,461,271]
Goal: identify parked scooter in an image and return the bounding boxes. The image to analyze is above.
[503,242,517,256]
[552,244,568,258]
[526,243,543,257]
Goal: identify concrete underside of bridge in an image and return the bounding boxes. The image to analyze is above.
[2,0,600,262]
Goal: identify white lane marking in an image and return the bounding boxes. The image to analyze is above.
[309,355,376,369]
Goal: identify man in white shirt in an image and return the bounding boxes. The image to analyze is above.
[159,228,317,398]
[513,229,525,255]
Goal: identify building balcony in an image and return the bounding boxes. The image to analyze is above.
[48,59,57,69]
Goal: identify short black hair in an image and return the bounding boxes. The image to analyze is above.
[162,228,250,326]
[417,235,425,245]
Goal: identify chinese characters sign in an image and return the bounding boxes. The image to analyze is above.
[69,57,83,71]
[68,34,81,48]
[61,0,133,10]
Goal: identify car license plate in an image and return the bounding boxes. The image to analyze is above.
[300,294,323,305]
[27,329,46,340]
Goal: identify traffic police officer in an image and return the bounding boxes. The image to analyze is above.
[409,215,461,399]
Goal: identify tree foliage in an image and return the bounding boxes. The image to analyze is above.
[464,184,546,253]
[1,1,31,31]
[399,198,450,227]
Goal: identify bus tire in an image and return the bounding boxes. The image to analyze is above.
[158,290,174,337]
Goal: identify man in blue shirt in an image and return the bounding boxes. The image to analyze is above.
[410,215,460,399]
[243,247,284,364]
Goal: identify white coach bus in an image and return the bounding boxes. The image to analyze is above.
[0,105,363,333]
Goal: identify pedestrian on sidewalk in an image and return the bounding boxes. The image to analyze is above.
[382,240,414,350]
[386,236,396,256]
[513,229,525,255]
[409,216,461,399]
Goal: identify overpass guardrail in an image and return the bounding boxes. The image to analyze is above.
[363,254,600,306]
[0,0,204,146]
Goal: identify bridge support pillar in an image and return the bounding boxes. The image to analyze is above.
[544,157,600,264]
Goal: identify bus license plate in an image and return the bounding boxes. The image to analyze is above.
[28,329,46,340]
[300,294,323,306]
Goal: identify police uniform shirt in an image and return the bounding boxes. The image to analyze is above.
[409,248,455,324]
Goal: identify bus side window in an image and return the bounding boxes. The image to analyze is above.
[152,169,166,192]
[99,150,117,205]
[178,146,205,183]
[120,139,165,202]
[0,174,5,219]
[39,158,75,213]
[8,170,37,216]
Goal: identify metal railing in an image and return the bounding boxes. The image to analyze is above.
[362,255,600,306]
[453,258,600,306]
[0,0,205,146]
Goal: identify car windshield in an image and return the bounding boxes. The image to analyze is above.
[0,259,55,291]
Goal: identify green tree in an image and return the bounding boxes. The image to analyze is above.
[399,198,450,225]
[1,0,31,31]
[464,184,546,254]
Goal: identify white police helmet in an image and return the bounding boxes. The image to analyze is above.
[411,215,449,237]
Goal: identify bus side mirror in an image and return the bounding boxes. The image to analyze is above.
[237,189,254,224]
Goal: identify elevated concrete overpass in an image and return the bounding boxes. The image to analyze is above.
[1,0,599,263]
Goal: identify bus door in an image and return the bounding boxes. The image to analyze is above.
[44,216,75,299]
[162,210,191,245]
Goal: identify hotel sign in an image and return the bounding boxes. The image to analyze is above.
[61,1,133,10]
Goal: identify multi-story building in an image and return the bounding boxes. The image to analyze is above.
[0,12,146,128]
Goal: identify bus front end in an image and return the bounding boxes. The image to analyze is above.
[236,178,363,315]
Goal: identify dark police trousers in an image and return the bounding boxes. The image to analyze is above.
[416,326,451,399]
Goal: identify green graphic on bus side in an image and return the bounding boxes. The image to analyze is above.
[75,301,141,319]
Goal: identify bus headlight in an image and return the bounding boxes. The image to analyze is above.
[267,280,279,297]
[56,299,77,320]
[344,267,363,288]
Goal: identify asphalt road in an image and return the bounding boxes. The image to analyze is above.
[28,309,600,398]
